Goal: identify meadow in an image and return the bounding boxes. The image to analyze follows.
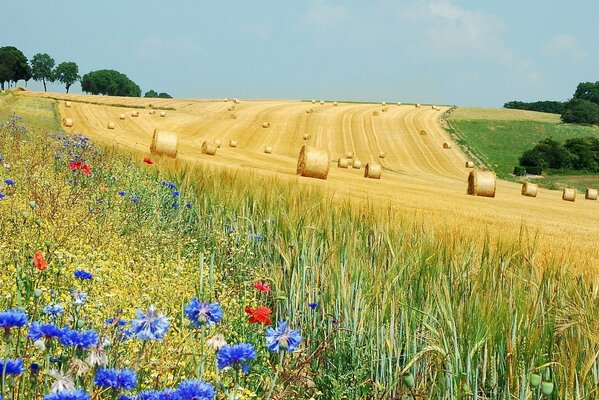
[1,94,599,399]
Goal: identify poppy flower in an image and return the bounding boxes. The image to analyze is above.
[69,161,82,171]
[33,251,47,271]
[254,281,270,292]
[244,306,271,325]
[81,164,91,176]
[100,185,108,190]
[143,157,154,165]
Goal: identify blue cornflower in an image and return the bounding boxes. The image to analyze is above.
[177,380,216,400]
[184,299,223,328]
[59,328,99,349]
[72,290,88,305]
[30,363,40,373]
[44,389,90,400]
[44,304,65,318]
[266,321,302,353]
[118,191,126,196]
[131,197,140,204]
[3,179,15,186]
[105,318,127,326]
[131,305,170,340]
[0,155,3,162]
[0,358,24,375]
[49,357,62,364]
[74,270,93,280]
[247,233,263,241]
[0,193,4,200]
[171,202,179,209]
[217,343,256,371]
[135,390,160,400]
[28,322,64,340]
[308,302,318,309]
[185,203,192,208]
[97,198,103,203]
[0,309,28,330]
[156,389,180,400]
[160,181,167,186]
[118,396,134,400]
[168,182,176,189]
[171,190,180,197]
[94,368,137,391]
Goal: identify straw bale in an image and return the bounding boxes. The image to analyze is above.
[233,98,240,104]
[319,100,324,105]
[382,102,386,106]
[585,188,598,200]
[264,146,272,154]
[303,133,311,140]
[229,140,238,148]
[352,159,362,169]
[119,113,126,120]
[150,130,178,158]
[467,170,496,198]
[229,113,237,119]
[201,141,217,156]
[372,111,379,116]
[333,101,338,106]
[562,188,576,202]
[296,145,330,180]
[262,122,271,128]
[364,162,382,179]
[65,101,71,108]
[415,103,421,108]
[420,130,427,136]
[443,142,452,149]
[521,182,538,197]
[397,102,402,106]
[346,151,354,159]
[107,122,115,129]
[63,118,73,127]
[311,100,316,104]
[465,161,474,168]
[214,139,222,148]
[338,158,349,168]
[160,111,166,117]
[131,111,139,117]
[379,151,386,158]
[149,110,156,115]
[382,106,389,112]
[228,106,236,111]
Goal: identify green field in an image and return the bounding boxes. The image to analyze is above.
[447,107,599,188]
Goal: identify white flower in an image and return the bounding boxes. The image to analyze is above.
[33,339,46,352]
[206,334,227,351]
[86,345,108,367]
[68,359,90,377]
[48,370,75,393]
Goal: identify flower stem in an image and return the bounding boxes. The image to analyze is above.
[264,351,285,400]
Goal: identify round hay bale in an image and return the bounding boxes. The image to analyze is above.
[346,151,354,159]
[303,133,311,140]
[131,111,139,117]
[229,140,238,148]
[224,98,229,102]
[229,113,237,119]
[465,161,474,168]
[311,100,316,104]
[63,118,73,128]
[333,101,338,106]
[585,188,598,200]
[149,110,156,115]
[432,105,437,109]
[150,130,178,158]
[148,103,154,109]
[65,101,71,108]
[160,111,166,117]
[382,106,389,112]
[296,145,330,180]
[562,188,576,202]
[233,98,240,104]
[319,100,324,105]
[378,151,386,159]
[228,105,236,111]
[338,158,349,168]
[119,113,126,120]
[214,139,222,148]
[364,162,382,179]
[382,102,386,106]
[397,102,402,106]
[521,182,538,198]
[262,122,271,128]
[467,170,496,198]
[264,146,273,154]
[415,103,421,108]
[107,122,115,130]
[306,108,313,113]
[420,130,427,136]
[201,141,217,156]
[372,111,379,117]
[352,160,362,169]
[443,143,452,149]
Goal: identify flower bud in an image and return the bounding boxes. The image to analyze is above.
[33,339,46,352]
[33,288,43,297]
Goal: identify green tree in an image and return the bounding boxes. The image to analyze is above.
[144,89,158,98]
[54,61,80,93]
[564,137,599,171]
[30,53,55,92]
[561,98,599,125]
[0,46,31,90]
[573,81,599,105]
[158,92,172,98]
[81,69,141,97]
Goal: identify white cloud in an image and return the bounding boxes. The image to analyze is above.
[304,0,348,28]
[542,34,587,61]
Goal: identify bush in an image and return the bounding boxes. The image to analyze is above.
[513,166,526,176]
[525,166,543,175]
[561,98,599,125]
[81,69,141,97]
[504,100,566,115]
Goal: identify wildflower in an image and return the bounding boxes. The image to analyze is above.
[33,339,46,351]
[184,299,223,328]
[0,358,24,375]
[172,190,180,197]
[100,185,109,190]
[156,389,179,400]
[217,343,256,372]
[94,368,137,391]
[0,193,4,200]
[30,363,40,374]
[308,302,318,309]
[68,161,81,171]
[244,305,271,325]
[3,179,15,186]
[59,328,99,349]
[143,157,153,165]
[118,191,126,196]
[72,290,88,305]
[44,389,89,400]
[177,380,216,400]
[0,155,3,162]
[0,309,28,332]
[136,390,160,400]
[168,182,176,189]
[74,270,93,280]
[44,304,65,318]
[28,322,63,340]
[97,198,103,203]
[185,202,192,208]
[206,334,227,351]
[34,251,48,271]
[266,321,302,353]
[247,233,263,241]
[254,281,270,292]
[172,202,179,209]
[131,305,170,340]
[67,359,90,377]
[131,197,140,204]
[81,164,91,176]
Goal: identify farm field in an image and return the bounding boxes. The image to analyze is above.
[18,90,599,273]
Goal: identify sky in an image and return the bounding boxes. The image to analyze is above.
[3,0,598,106]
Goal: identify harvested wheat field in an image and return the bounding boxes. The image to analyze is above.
[20,91,599,271]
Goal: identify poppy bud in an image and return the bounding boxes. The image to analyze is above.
[529,373,541,388]
[401,372,415,388]
[33,339,46,352]
[33,289,43,297]
[541,381,554,395]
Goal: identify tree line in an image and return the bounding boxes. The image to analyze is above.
[516,137,599,175]
[0,45,170,98]
[504,81,599,126]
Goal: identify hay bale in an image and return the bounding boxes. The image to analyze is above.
[229,113,237,119]
[443,143,452,149]
[262,122,271,128]
[264,146,273,154]
[119,113,126,120]
[148,103,154,109]
[149,110,156,115]
[352,160,362,169]
[107,122,115,130]
[303,133,311,140]
[306,108,313,113]
[364,162,382,179]
[319,100,324,105]
[311,100,316,104]
[333,101,338,106]
[160,111,166,117]
[465,161,474,168]
[346,151,354,159]
[372,111,379,116]
[214,139,222,148]
[65,101,71,108]
[381,106,389,112]
[224,98,229,102]
[585,188,598,200]
[296,145,330,180]
[338,158,349,168]
[397,102,402,106]
[432,105,437,109]
[467,170,496,198]
[131,111,139,117]
[415,103,421,108]
[521,182,538,198]
[229,140,238,148]
[228,106,236,111]
[150,130,178,158]
[378,151,386,159]
[382,102,386,106]
[562,188,576,202]
[233,98,240,104]
[420,130,427,136]
[63,118,73,128]
[201,141,217,156]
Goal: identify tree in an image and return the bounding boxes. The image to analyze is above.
[158,92,172,98]
[81,69,141,97]
[573,81,599,105]
[0,46,31,90]
[561,98,599,125]
[144,89,158,98]
[54,61,80,93]
[564,137,599,171]
[30,53,55,92]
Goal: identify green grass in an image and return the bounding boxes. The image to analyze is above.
[0,91,60,131]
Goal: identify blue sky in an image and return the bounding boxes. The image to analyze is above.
[4,0,597,106]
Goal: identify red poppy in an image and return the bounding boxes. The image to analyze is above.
[143,157,154,165]
[68,161,82,171]
[254,281,270,292]
[81,164,91,176]
[33,251,47,271]
[245,306,272,325]
[100,185,109,190]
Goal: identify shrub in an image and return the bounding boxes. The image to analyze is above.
[513,165,526,176]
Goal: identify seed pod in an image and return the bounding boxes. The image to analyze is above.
[541,381,554,396]
[401,372,415,388]
[33,289,43,297]
[529,374,541,388]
